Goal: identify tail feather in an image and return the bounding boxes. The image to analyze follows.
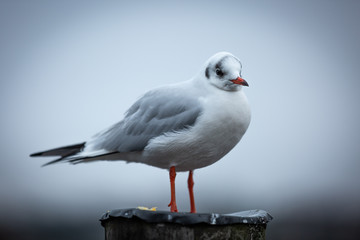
[30,142,86,166]
[30,142,86,157]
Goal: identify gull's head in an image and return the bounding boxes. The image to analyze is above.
[204,52,248,91]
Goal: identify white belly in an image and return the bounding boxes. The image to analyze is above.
[141,90,251,171]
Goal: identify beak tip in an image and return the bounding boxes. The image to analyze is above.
[231,77,249,87]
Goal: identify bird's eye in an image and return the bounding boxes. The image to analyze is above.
[215,68,223,76]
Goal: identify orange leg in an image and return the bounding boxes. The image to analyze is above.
[168,166,178,212]
[188,170,196,213]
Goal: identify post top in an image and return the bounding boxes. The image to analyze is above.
[100,208,273,226]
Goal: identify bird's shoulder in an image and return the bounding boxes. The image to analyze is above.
[125,80,203,118]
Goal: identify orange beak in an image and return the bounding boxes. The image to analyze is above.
[231,77,249,87]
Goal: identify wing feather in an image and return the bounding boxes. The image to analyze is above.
[86,87,202,152]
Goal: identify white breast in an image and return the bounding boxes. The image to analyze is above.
[142,85,251,171]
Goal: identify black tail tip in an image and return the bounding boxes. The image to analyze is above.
[30,152,42,157]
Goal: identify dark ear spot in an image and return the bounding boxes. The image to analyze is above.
[205,66,210,78]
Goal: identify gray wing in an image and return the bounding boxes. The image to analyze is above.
[88,88,203,152]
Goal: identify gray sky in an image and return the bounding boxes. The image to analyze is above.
[1,0,360,221]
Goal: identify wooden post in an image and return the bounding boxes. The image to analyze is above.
[100,208,273,240]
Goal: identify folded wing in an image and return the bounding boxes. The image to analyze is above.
[87,88,203,153]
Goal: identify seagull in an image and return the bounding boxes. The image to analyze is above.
[30,52,251,213]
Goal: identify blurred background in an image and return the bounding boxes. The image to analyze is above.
[1,0,359,239]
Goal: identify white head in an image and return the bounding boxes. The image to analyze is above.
[203,52,248,91]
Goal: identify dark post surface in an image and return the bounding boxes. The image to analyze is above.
[100,208,273,240]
